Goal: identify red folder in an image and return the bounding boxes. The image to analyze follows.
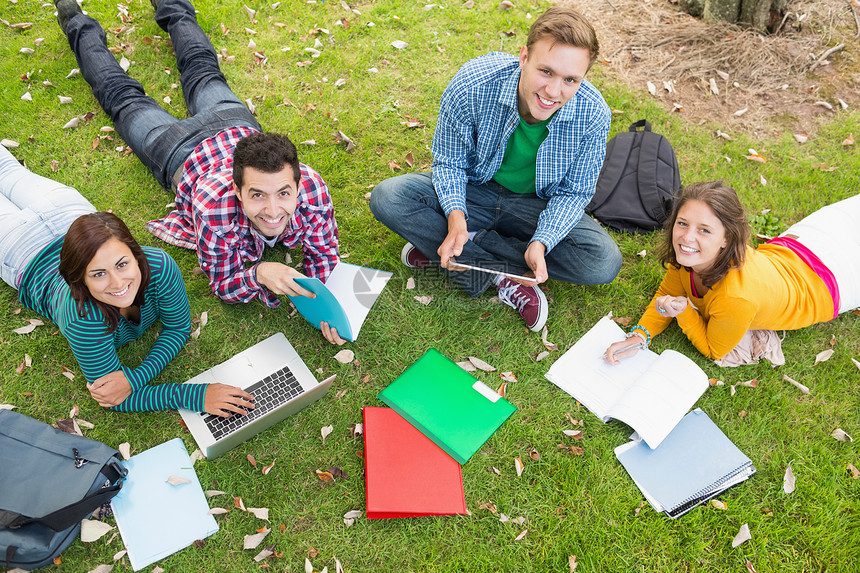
[363,407,467,519]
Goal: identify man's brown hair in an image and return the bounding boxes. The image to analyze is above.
[526,5,600,67]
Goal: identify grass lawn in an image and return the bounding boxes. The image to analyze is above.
[1,0,858,571]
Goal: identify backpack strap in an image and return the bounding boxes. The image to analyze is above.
[636,134,671,223]
[3,458,126,532]
[629,119,652,133]
[589,133,635,212]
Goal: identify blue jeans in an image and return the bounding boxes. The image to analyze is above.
[64,0,261,190]
[0,146,96,288]
[370,173,622,296]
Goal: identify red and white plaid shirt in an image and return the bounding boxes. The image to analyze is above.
[146,127,339,308]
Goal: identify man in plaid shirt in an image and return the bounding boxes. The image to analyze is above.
[370,6,621,332]
[55,0,344,345]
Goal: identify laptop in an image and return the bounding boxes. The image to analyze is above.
[178,332,335,459]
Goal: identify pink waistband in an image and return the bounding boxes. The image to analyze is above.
[768,236,839,319]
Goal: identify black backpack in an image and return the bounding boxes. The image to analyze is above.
[587,119,681,233]
[0,410,127,570]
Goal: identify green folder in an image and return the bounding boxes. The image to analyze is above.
[377,349,517,464]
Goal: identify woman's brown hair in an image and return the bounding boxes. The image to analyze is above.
[58,212,151,332]
[659,181,750,287]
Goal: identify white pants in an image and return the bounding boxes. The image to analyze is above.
[781,193,860,313]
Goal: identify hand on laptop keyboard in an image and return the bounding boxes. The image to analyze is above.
[203,383,256,417]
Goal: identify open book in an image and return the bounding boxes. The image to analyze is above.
[287,262,392,342]
[545,315,709,449]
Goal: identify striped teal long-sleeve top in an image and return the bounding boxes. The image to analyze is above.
[18,237,206,412]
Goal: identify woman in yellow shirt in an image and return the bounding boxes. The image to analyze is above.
[604,180,859,362]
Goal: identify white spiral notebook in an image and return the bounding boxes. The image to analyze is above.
[614,408,756,518]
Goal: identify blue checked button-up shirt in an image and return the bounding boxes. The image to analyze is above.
[431,52,611,252]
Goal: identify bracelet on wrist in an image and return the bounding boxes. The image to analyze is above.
[629,325,650,347]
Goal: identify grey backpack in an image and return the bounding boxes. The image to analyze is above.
[587,119,681,233]
[0,410,126,570]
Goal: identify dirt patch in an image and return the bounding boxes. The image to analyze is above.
[579,0,860,137]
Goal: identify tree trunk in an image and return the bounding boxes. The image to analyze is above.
[704,0,741,24]
[689,0,788,32]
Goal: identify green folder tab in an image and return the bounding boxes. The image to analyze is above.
[377,349,517,464]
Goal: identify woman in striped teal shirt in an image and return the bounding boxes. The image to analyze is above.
[1,145,253,416]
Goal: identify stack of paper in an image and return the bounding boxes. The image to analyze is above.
[614,409,756,518]
[363,407,467,519]
[111,439,218,571]
[377,348,517,464]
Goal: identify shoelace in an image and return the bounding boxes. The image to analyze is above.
[498,283,532,312]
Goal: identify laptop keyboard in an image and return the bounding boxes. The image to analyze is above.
[203,365,303,441]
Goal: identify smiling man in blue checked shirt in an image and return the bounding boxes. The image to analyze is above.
[370,5,621,332]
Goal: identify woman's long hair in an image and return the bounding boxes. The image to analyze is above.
[58,212,151,332]
[659,181,750,288]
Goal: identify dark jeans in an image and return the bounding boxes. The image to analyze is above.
[64,0,261,190]
[370,173,622,296]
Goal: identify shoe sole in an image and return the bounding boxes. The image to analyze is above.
[400,242,421,269]
[528,286,549,332]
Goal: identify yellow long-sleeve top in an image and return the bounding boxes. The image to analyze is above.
[638,244,834,360]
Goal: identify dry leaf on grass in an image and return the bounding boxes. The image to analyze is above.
[80,519,114,543]
[853,358,860,372]
[831,428,853,442]
[562,429,583,439]
[529,448,540,461]
[118,442,131,460]
[247,454,257,467]
[253,547,274,562]
[496,382,506,397]
[413,295,433,306]
[13,318,44,335]
[166,475,191,486]
[514,456,524,477]
[500,371,518,383]
[56,418,82,436]
[112,549,127,561]
[246,507,269,521]
[243,528,270,549]
[739,379,759,388]
[234,496,246,511]
[316,470,334,482]
[489,466,501,476]
[335,557,344,573]
[208,508,228,515]
[456,360,476,372]
[783,374,810,394]
[262,460,275,475]
[478,501,498,514]
[468,356,496,372]
[0,404,16,411]
[406,277,415,290]
[814,349,834,365]
[321,424,334,443]
[514,529,528,541]
[391,40,408,49]
[190,449,205,464]
[731,523,751,548]
[206,490,226,498]
[535,351,550,361]
[709,378,724,386]
[569,555,578,571]
[783,463,796,494]
[847,463,860,479]
[343,509,362,526]
[745,559,758,573]
[87,565,113,573]
[710,499,727,510]
[540,326,558,351]
[333,349,354,364]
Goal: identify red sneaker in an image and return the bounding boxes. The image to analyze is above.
[400,243,431,269]
[497,277,548,332]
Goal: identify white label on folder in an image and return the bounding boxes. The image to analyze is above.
[472,380,501,403]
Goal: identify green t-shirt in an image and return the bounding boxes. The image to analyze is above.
[492,117,550,194]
